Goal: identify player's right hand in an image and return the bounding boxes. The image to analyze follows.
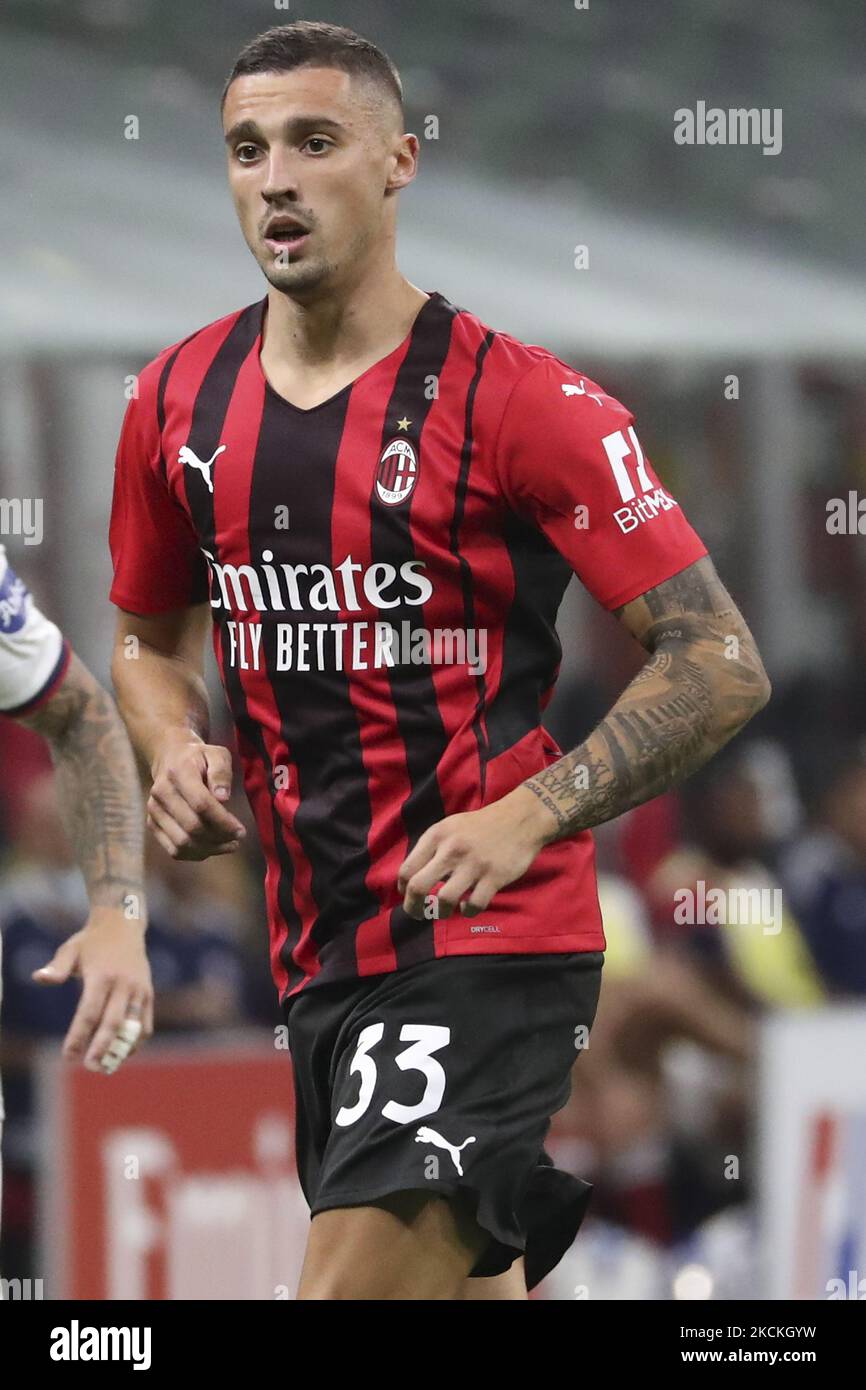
[148,732,246,860]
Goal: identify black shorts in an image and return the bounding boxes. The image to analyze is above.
[285,950,603,1288]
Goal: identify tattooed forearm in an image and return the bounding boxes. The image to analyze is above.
[524,558,771,842]
[22,654,145,913]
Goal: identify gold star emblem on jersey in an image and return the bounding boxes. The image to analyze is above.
[396,417,412,432]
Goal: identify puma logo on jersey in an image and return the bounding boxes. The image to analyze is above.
[415,1126,476,1175]
[179,444,226,493]
[561,380,604,406]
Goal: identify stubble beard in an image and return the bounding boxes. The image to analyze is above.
[259,252,335,297]
[255,218,382,301]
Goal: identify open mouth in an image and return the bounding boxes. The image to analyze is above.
[263,218,310,253]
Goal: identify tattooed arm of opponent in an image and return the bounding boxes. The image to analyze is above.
[17,653,153,1065]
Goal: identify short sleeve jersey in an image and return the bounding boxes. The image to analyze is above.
[109,292,707,1003]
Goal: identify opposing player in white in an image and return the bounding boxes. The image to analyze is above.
[0,545,152,1265]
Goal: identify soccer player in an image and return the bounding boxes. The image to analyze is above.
[0,544,152,1268]
[108,21,770,1300]
[0,545,152,1073]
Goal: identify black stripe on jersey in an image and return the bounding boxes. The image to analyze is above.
[449,328,496,799]
[247,388,381,986]
[371,294,458,969]
[156,336,195,483]
[180,303,306,997]
[484,514,572,758]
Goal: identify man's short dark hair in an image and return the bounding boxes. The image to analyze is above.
[222,20,403,118]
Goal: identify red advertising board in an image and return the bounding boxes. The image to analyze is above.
[38,1037,310,1300]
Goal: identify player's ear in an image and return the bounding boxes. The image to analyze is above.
[386,133,420,193]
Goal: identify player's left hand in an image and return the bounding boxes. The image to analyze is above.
[32,909,154,1073]
[397,786,558,920]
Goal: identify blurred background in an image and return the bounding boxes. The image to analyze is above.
[1,0,865,1300]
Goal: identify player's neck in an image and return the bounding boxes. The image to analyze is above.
[262,271,428,374]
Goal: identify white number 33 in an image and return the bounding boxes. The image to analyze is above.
[335,1023,450,1127]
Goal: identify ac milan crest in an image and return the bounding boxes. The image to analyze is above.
[375,437,418,506]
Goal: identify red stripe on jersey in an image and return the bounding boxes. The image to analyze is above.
[402,321,503,954]
[160,312,246,517]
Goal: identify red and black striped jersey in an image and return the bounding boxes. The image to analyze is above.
[109,290,707,1004]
